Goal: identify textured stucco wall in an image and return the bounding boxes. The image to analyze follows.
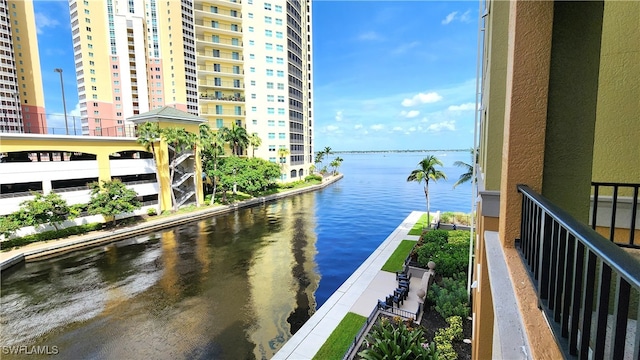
[481,0,509,191]
[542,1,604,223]
[592,1,640,185]
[499,0,553,247]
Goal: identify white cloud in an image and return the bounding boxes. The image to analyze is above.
[335,110,343,122]
[370,124,384,131]
[400,110,420,118]
[447,102,476,112]
[442,11,458,25]
[35,13,61,35]
[427,120,456,132]
[326,125,339,132]
[442,9,472,25]
[392,41,420,55]
[358,31,383,41]
[401,92,443,107]
[392,126,403,131]
[354,124,363,129]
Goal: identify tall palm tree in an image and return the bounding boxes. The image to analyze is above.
[136,122,161,209]
[161,127,194,212]
[222,125,249,156]
[323,146,333,162]
[278,147,290,175]
[452,148,477,188]
[333,156,344,175]
[249,132,262,157]
[407,155,447,227]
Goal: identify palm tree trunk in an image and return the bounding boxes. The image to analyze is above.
[424,183,430,228]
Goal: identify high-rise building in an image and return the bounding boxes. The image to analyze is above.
[0,0,46,134]
[70,0,314,180]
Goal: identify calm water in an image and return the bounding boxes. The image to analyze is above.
[0,151,472,359]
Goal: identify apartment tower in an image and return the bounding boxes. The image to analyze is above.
[0,0,46,134]
[70,0,314,180]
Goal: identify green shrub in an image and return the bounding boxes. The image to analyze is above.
[439,212,453,224]
[427,275,469,319]
[147,208,157,216]
[416,230,469,278]
[433,316,463,360]
[1,222,103,251]
[358,317,439,360]
[305,174,323,182]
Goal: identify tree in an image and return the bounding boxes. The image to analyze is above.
[199,124,226,205]
[407,155,447,227]
[453,148,477,189]
[277,146,290,172]
[136,121,161,158]
[314,152,324,173]
[213,157,280,199]
[87,179,141,226]
[161,127,195,211]
[249,132,262,157]
[136,121,162,208]
[330,156,344,175]
[323,146,333,162]
[221,124,249,156]
[19,192,72,231]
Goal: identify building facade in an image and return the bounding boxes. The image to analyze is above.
[0,0,46,134]
[472,0,640,358]
[70,0,314,180]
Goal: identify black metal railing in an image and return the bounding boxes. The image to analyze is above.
[591,182,640,248]
[518,184,640,359]
[342,306,379,360]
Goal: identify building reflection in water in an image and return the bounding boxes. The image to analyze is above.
[0,193,320,360]
[247,195,319,359]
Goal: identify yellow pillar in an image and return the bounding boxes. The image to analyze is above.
[498,0,553,248]
[96,153,111,184]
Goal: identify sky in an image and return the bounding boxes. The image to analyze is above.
[33,0,480,151]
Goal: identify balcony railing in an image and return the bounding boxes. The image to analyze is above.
[591,182,640,248]
[517,184,640,359]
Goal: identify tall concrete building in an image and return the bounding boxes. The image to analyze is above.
[70,0,314,180]
[0,0,46,134]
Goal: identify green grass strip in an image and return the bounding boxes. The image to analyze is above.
[408,213,429,235]
[312,312,367,360]
[381,240,418,273]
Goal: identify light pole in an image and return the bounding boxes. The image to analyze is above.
[54,68,69,135]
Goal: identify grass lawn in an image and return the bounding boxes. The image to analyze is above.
[381,240,417,272]
[408,213,430,235]
[312,312,366,360]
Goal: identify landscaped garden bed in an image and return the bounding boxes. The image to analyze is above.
[352,228,473,360]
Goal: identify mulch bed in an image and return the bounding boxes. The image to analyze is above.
[420,305,472,360]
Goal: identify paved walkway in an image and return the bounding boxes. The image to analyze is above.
[273,211,424,360]
[0,175,343,271]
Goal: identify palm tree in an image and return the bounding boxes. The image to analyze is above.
[452,148,477,189]
[249,132,262,157]
[198,125,226,205]
[161,127,194,212]
[407,155,447,227]
[278,147,290,174]
[136,121,162,209]
[329,156,343,175]
[222,124,249,156]
[323,146,333,162]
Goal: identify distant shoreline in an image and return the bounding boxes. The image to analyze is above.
[330,149,470,154]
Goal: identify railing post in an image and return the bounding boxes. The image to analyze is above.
[591,184,599,230]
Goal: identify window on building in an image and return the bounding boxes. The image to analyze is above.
[267,108,275,114]
[268,133,275,139]
[277,83,284,90]
[266,56,273,63]
[264,3,271,10]
[266,43,273,50]
[266,69,274,76]
[276,70,284,77]
[279,133,285,139]
[275,5,282,12]
[267,95,274,102]
[216,119,224,128]
[267,82,274,89]
[268,120,275,126]
[265,30,272,37]
[276,31,283,39]
[276,45,283,52]
[276,18,282,25]
[265,16,272,23]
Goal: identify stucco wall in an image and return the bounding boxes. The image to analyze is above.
[592,1,640,185]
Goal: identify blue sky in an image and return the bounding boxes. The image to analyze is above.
[34,1,479,150]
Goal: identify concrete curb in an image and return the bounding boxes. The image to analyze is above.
[0,174,343,271]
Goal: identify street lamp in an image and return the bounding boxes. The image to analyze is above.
[54,68,69,135]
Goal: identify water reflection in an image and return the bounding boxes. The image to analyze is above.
[0,193,319,359]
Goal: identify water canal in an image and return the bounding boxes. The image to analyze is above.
[0,151,472,359]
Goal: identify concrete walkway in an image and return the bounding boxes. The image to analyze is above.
[273,211,424,360]
[0,175,343,271]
